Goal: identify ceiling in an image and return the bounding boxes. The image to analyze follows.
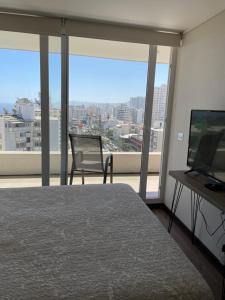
[0,0,225,32]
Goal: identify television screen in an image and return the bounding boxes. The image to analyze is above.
[187,110,225,182]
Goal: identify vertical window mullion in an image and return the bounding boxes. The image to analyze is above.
[159,47,177,201]
[139,45,157,200]
[60,34,69,185]
[40,35,50,186]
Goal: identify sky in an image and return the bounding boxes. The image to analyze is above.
[0,49,169,107]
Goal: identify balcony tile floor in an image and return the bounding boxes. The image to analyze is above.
[0,174,159,195]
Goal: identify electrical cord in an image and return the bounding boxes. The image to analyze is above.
[198,199,225,237]
[216,214,225,262]
[197,199,225,294]
[221,212,225,232]
[197,199,225,298]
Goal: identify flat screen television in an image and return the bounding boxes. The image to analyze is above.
[187,110,225,183]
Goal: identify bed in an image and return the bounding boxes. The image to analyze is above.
[0,183,213,299]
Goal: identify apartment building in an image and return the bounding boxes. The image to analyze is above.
[0,98,60,151]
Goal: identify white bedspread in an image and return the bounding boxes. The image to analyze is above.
[0,184,214,299]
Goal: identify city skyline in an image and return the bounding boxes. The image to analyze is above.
[0,84,167,113]
[0,49,169,106]
[0,84,167,153]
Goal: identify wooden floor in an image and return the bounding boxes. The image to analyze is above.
[151,206,223,300]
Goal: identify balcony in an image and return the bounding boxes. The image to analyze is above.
[0,151,161,195]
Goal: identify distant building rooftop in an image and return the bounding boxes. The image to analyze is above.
[120,133,138,139]
[0,114,24,124]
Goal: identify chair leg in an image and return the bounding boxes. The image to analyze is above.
[82,170,85,185]
[110,156,113,184]
[103,170,107,184]
[70,164,74,185]
[70,174,73,185]
[110,170,113,183]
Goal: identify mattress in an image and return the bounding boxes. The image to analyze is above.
[0,183,213,299]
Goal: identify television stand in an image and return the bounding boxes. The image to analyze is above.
[168,170,225,239]
[168,170,225,298]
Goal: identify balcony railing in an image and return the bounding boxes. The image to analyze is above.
[0,152,161,195]
[0,151,161,175]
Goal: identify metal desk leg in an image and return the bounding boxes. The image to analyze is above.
[191,191,200,243]
[168,180,184,233]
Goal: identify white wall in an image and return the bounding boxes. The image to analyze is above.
[164,11,225,263]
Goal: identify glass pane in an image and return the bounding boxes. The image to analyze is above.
[147,46,171,199]
[0,31,41,188]
[49,36,61,186]
[69,37,149,191]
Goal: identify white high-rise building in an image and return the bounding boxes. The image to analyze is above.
[15,98,35,121]
[0,98,60,151]
[115,104,130,122]
[69,105,87,123]
[150,128,163,152]
[136,109,144,124]
[0,114,34,151]
[130,97,145,110]
[50,117,60,151]
[152,84,167,124]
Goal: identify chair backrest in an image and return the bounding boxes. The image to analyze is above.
[69,134,104,172]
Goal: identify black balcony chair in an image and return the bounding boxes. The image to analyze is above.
[69,134,113,185]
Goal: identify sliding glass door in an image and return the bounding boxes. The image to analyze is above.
[0,29,175,199]
[0,31,41,187]
[0,32,62,188]
[49,36,61,186]
[146,46,171,200]
[68,36,149,191]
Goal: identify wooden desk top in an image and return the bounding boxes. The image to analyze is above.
[169,170,225,212]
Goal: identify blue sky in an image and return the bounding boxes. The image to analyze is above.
[0,49,169,106]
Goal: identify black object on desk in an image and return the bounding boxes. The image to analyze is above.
[205,182,225,192]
